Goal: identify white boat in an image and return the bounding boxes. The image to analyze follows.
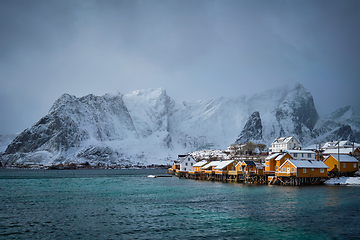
[147,175,157,178]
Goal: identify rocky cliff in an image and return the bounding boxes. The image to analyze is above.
[1,84,359,166]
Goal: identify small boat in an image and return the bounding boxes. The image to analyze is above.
[147,175,157,178]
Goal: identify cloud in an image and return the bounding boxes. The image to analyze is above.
[0,0,359,134]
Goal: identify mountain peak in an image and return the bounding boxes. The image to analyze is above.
[126,88,167,98]
[326,105,359,120]
[49,93,77,113]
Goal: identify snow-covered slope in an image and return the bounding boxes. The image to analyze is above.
[0,134,17,153]
[1,84,359,166]
[311,106,360,144]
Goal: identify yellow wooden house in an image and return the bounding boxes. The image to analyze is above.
[274,152,293,172]
[255,162,265,175]
[188,160,208,174]
[241,161,257,175]
[265,153,281,174]
[201,161,221,174]
[276,159,328,178]
[323,155,359,174]
[265,152,293,174]
[214,160,236,174]
[169,161,180,173]
[352,147,360,159]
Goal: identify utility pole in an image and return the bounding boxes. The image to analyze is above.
[338,140,340,178]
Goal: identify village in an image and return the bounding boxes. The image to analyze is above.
[168,137,360,186]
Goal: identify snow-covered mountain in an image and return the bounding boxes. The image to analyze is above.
[1,83,359,166]
[311,105,360,143]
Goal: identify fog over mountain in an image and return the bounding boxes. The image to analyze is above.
[1,83,359,166]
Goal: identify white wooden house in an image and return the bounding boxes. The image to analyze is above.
[269,136,299,153]
[178,154,197,172]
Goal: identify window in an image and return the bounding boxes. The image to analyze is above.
[354,163,357,169]
[312,168,314,171]
[275,166,278,171]
[308,153,312,158]
[188,157,190,161]
[320,168,324,173]
[282,167,285,172]
[185,163,188,166]
[294,153,298,157]
[303,168,307,173]
[343,163,346,168]
[302,153,304,158]
[291,168,295,173]
[191,163,193,166]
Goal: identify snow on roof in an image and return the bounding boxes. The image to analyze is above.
[193,160,208,167]
[322,148,355,155]
[285,150,315,154]
[302,144,318,150]
[322,141,360,149]
[275,153,289,161]
[214,160,235,170]
[282,160,327,169]
[327,155,359,163]
[202,161,221,169]
[266,153,281,160]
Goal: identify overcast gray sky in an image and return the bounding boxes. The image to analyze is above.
[0,0,359,135]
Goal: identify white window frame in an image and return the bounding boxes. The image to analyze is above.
[303,168,307,173]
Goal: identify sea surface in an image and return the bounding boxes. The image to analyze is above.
[1,169,360,239]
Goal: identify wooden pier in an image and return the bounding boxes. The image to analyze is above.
[171,170,328,186]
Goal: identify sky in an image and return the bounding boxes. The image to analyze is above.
[0,0,359,135]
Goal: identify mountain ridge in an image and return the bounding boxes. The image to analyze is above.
[1,84,359,166]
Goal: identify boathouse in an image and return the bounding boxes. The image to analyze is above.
[187,160,208,179]
[274,159,328,185]
[214,160,236,181]
[323,155,359,176]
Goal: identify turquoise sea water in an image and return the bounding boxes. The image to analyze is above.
[1,169,360,239]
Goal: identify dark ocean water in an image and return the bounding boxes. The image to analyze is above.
[1,169,360,240]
